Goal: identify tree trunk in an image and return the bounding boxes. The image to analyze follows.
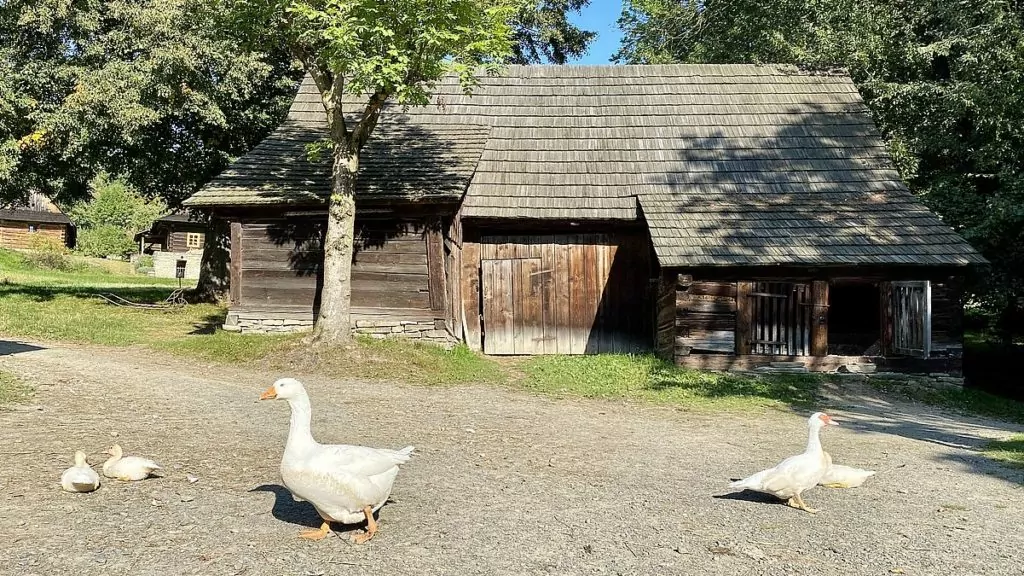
[310,144,358,344]
[189,215,230,304]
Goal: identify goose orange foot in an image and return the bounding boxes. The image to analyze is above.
[350,506,378,544]
[299,522,331,541]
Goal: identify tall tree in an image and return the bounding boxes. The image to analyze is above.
[513,0,596,63]
[230,0,518,344]
[617,0,1024,342]
[1,0,300,299]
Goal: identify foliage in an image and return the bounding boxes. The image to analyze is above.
[0,0,300,207]
[512,0,596,64]
[70,174,165,259]
[22,233,77,272]
[616,0,1024,340]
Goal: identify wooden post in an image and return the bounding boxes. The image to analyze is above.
[653,271,677,361]
[810,280,829,356]
[735,281,752,355]
[461,227,483,351]
[878,281,891,356]
[229,221,242,306]
[426,224,446,312]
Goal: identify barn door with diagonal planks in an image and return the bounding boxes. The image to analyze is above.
[479,234,650,355]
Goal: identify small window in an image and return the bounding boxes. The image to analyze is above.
[28,224,37,233]
[186,232,204,249]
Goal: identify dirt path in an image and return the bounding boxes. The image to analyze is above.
[1,339,1022,576]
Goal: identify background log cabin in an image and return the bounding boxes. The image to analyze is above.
[184,65,985,374]
[135,211,209,279]
[0,192,75,250]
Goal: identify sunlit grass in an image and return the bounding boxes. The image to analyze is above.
[984,434,1024,468]
[516,353,822,410]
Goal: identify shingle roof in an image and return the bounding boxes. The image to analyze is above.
[184,118,490,206]
[0,208,71,225]
[184,64,984,267]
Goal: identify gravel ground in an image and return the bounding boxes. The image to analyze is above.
[1,339,1022,576]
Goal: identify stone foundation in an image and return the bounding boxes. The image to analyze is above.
[222,309,456,345]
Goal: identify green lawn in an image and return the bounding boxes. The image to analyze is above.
[4,246,1024,426]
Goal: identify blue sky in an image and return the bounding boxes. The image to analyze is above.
[568,0,624,64]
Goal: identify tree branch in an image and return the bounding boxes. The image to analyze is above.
[349,90,389,152]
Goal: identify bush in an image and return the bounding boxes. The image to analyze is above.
[135,254,154,274]
[76,224,137,259]
[22,234,77,271]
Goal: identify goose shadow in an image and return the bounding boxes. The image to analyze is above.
[712,489,784,506]
[249,484,391,534]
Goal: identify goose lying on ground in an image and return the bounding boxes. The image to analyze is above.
[60,451,101,493]
[259,377,414,543]
[820,452,876,488]
[102,444,162,481]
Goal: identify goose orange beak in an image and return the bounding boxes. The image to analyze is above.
[259,386,277,400]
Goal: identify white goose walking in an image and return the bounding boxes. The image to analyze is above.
[259,377,414,543]
[729,412,838,513]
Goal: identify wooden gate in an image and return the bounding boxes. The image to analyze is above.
[884,281,931,358]
[479,234,650,355]
[739,281,816,356]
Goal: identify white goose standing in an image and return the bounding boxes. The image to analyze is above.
[729,412,838,513]
[259,377,414,543]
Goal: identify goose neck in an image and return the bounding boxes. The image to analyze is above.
[285,395,316,450]
[805,424,823,455]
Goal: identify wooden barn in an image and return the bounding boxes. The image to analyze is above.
[183,64,985,373]
[0,192,74,249]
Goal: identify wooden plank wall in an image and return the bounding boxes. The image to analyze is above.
[676,275,737,356]
[167,228,206,252]
[0,222,66,249]
[476,233,651,355]
[654,271,677,361]
[236,218,434,313]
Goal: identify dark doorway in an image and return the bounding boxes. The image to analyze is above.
[829,282,881,355]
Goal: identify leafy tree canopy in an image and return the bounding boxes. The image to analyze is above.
[0,0,300,207]
[70,173,166,259]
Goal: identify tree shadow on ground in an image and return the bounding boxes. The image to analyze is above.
[0,339,45,357]
[819,381,1024,484]
[0,283,178,304]
[188,310,228,335]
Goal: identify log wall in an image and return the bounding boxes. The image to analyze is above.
[0,221,67,249]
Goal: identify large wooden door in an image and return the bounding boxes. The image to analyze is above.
[882,281,931,358]
[479,234,650,355]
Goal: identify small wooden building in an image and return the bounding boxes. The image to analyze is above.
[0,192,74,249]
[135,211,208,279]
[183,65,985,372]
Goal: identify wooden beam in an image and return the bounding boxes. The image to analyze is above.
[810,280,829,356]
[735,281,752,355]
[426,226,446,312]
[229,221,242,306]
[461,228,482,351]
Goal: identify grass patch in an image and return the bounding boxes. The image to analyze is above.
[869,379,1024,425]
[516,354,822,410]
[984,434,1024,468]
[0,371,33,405]
[285,337,507,386]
